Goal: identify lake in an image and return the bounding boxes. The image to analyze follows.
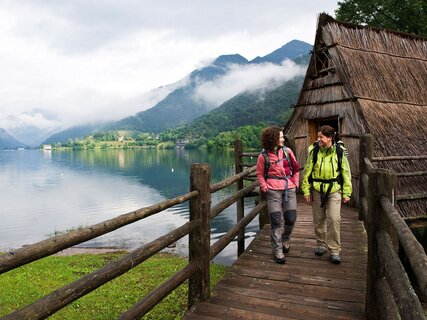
[0,149,260,265]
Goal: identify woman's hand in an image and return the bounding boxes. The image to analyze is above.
[342,197,350,204]
[304,195,311,204]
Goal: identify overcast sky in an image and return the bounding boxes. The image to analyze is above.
[0,1,338,134]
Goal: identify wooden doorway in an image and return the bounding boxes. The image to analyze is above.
[307,117,341,144]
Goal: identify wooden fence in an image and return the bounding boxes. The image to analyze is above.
[0,154,265,319]
[359,134,427,320]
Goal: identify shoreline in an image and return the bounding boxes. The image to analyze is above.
[54,247,130,256]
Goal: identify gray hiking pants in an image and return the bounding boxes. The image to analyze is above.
[266,188,297,254]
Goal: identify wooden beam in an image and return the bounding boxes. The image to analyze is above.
[234,140,245,257]
[119,264,198,320]
[210,182,258,219]
[210,201,266,259]
[0,190,199,275]
[381,195,427,300]
[376,230,425,318]
[240,152,259,157]
[210,166,256,193]
[396,193,427,201]
[372,155,427,162]
[395,171,427,177]
[1,221,194,320]
[188,164,211,307]
[375,278,400,320]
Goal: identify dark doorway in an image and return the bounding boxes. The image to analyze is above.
[307,117,341,144]
[318,118,339,132]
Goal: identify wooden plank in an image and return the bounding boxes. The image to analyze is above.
[190,301,292,320]
[209,293,364,320]
[228,265,366,291]
[215,274,365,303]
[213,283,364,313]
[184,197,367,320]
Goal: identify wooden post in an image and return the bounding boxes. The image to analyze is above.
[365,168,396,319]
[365,168,385,319]
[359,134,373,221]
[376,230,425,319]
[258,191,269,229]
[285,135,295,151]
[188,163,211,308]
[234,140,245,257]
[376,172,399,252]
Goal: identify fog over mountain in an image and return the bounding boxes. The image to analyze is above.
[108,39,311,133]
[0,128,26,150]
[0,1,338,146]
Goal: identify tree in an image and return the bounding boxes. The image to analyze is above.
[335,0,427,37]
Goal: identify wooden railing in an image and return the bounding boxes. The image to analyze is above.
[359,135,427,320]
[0,158,265,320]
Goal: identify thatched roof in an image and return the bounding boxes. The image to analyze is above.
[291,14,427,217]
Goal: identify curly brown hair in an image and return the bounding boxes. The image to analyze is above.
[261,126,282,151]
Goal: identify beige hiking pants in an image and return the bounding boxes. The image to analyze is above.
[312,190,342,255]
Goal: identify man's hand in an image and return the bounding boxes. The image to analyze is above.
[304,195,311,205]
[342,197,350,204]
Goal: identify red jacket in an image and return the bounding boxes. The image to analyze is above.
[256,147,300,193]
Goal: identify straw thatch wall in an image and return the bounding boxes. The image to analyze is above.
[359,101,427,216]
[320,12,427,108]
[284,13,427,217]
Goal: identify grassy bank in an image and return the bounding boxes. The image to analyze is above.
[0,252,228,319]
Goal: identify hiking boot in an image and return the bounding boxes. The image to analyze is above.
[273,252,286,264]
[282,241,290,253]
[314,247,327,256]
[330,254,341,264]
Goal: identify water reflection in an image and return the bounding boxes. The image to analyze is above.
[0,149,259,265]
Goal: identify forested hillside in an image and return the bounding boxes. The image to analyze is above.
[163,75,304,148]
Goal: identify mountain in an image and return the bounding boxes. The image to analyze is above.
[111,40,311,133]
[250,40,312,64]
[42,39,312,142]
[42,81,185,145]
[0,128,27,149]
[110,54,249,133]
[5,109,60,146]
[42,123,109,145]
[170,75,305,141]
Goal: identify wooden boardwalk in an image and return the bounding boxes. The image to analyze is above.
[185,197,367,319]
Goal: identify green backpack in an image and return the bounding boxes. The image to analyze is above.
[308,141,345,207]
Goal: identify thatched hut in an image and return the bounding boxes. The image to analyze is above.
[284,13,427,217]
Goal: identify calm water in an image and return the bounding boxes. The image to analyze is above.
[0,149,259,265]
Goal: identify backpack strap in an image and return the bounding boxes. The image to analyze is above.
[308,142,319,184]
[261,149,270,179]
[308,141,345,207]
[261,147,293,180]
[261,147,293,203]
[281,146,293,177]
[335,142,344,187]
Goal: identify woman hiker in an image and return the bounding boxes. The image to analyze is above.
[256,127,300,264]
[301,125,352,264]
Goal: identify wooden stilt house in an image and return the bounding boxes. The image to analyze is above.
[284,14,427,217]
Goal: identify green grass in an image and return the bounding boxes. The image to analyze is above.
[0,252,228,319]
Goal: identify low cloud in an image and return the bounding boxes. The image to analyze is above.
[4,111,60,132]
[192,60,306,107]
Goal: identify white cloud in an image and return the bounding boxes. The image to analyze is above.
[0,0,338,140]
[193,60,306,107]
